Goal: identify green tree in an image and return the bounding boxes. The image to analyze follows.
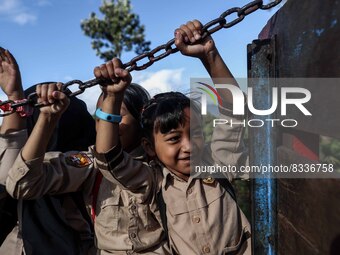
[320,136,340,171]
[81,0,150,61]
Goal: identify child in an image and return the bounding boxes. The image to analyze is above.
[94,20,251,254]
[0,47,26,181]
[21,84,97,255]
[6,79,170,253]
[0,48,97,255]
[0,47,27,250]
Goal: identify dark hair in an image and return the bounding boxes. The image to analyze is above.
[124,83,150,123]
[141,92,200,141]
[24,84,96,152]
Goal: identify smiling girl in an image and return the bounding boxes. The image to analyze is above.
[94,20,251,255]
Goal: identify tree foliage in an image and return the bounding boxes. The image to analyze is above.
[320,137,340,170]
[81,0,151,61]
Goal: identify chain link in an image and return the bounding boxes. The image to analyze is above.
[0,0,282,116]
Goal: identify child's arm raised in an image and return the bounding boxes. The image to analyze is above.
[93,59,157,199]
[0,47,26,134]
[21,83,69,161]
[175,21,248,180]
[174,20,238,106]
[94,58,131,154]
[0,48,27,186]
[6,84,93,199]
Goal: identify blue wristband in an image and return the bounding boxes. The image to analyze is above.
[95,108,122,123]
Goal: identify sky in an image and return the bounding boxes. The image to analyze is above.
[0,0,285,115]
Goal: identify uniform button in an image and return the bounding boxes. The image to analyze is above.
[18,168,25,175]
[202,245,211,253]
[193,216,200,223]
[130,233,136,239]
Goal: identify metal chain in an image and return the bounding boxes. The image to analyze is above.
[0,0,282,116]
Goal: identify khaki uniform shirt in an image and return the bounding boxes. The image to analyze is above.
[161,168,251,255]
[6,144,169,254]
[95,105,251,255]
[0,130,27,255]
[1,130,95,255]
[0,129,27,186]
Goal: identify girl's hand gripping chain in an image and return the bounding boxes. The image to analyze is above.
[36,83,69,117]
[175,20,239,106]
[21,83,69,161]
[0,48,25,134]
[174,20,216,59]
[94,58,132,100]
[94,58,132,153]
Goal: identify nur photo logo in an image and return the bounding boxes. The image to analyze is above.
[193,81,312,128]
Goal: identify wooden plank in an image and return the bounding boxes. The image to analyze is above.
[276,147,340,253]
[277,178,340,254]
[278,213,319,255]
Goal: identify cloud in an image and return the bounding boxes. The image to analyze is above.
[12,13,37,25]
[0,0,18,12]
[77,85,101,115]
[78,68,185,115]
[0,0,42,25]
[133,68,185,96]
[63,75,74,81]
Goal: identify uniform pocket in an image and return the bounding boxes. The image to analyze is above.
[137,203,160,230]
[97,195,120,231]
[168,187,225,216]
[222,227,251,255]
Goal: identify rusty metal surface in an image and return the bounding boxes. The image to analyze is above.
[256,1,340,254]
[259,0,340,78]
[258,0,340,137]
[248,38,278,255]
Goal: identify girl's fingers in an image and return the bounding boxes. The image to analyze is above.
[52,90,66,101]
[105,61,116,81]
[36,85,42,104]
[99,64,109,79]
[53,83,66,101]
[4,50,18,66]
[56,82,63,91]
[175,29,186,48]
[47,83,57,104]
[40,84,49,104]
[0,47,6,62]
[114,68,131,83]
[191,20,203,40]
[180,23,195,43]
[112,58,123,76]
[94,66,101,78]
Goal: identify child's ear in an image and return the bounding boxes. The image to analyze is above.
[141,137,156,157]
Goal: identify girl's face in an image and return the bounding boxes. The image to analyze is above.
[153,107,204,181]
[119,102,141,152]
